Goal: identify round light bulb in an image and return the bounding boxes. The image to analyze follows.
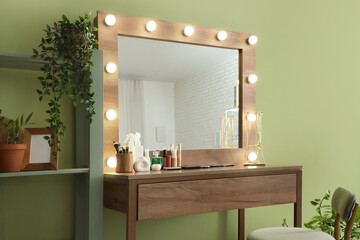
[217,31,227,41]
[247,74,258,84]
[105,109,117,120]
[247,35,258,45]
[104,15,116,26]
[107,157,117,168]
[183,26,194,37]
[247,152,258,162]
[247,113,257,122]
[146,21,157,32]
[105,63,117,73]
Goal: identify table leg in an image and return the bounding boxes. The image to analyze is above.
[238,209,245,240]
[127,182,137,240]
[126,213,136,240]
[294,171,302,227]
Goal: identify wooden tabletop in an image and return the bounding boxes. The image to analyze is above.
[104,165,302,180]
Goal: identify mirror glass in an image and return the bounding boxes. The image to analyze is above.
[118,36,239,150]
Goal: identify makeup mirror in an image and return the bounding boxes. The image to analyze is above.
[95,11,256,171]
[118,36,239,150]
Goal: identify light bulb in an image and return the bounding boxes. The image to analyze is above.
[217,31,227,41]
[247,152,258,162]
[146,21,157,32]
[247,113,256,122]
[247,35,258,45]
[105,15,116,26]
[183,26,194,37]
[107,157,117,168]
[105,109,117,120]
[105,63,117,73]
[247,74,258,84]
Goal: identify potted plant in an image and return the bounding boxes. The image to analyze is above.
[0,109,33,172]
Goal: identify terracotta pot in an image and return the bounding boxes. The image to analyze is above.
[0,144,27,173]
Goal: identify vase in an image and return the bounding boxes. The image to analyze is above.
[0,144,27,172]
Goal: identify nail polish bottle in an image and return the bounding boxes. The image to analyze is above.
[162,149,167,168]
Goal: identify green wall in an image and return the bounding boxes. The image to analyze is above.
[1,0,360,239]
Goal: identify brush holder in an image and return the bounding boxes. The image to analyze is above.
[116,154,134,173]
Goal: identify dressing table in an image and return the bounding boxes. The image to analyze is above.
[94,11,303,240]
[104,165,302,240]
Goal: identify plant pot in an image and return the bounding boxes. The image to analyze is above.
[0,144,27,173]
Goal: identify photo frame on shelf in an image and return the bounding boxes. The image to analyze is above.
[22,128,57,171]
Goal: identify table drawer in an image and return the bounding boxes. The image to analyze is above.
[138,174,296,220]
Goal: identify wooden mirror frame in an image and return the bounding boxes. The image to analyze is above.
[94,11,256,173]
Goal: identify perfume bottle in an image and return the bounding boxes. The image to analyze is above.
[150,151,163,170]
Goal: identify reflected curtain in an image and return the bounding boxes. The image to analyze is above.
[118,78,145,145]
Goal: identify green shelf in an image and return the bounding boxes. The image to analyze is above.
[0,53,44,71]
[0,168,89,178]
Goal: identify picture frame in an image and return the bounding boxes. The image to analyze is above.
[22,128,58,171]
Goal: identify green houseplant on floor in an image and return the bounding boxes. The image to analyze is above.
[0,109,33,172]
[282,190,360,240]
[33,13,98,162]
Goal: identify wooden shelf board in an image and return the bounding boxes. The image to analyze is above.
[0,53,44,71]
[0,168,89,178]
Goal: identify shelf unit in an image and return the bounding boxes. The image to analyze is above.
[0,50,104,240]
[0,53,44,70]
[0,168,89,178]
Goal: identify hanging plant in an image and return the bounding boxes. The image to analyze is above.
[32,12,98,161]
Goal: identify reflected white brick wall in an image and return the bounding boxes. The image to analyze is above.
[174,55,239,150]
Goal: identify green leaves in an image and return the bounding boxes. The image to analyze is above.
[0,110,33,144]
[62,14,69,22]
[281,218,289,227]
[32,48,39,55]
[33,12,97,162]
[25,112,33,124]
[285,190,360,240]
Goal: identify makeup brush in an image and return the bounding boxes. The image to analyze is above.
[113,141,120,154]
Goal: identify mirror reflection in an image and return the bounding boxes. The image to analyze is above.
[118,36,239,150]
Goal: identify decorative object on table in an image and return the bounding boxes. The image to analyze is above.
[32,13,98,163]
[133,156,150,172]
[22,128,57,171]
[123,132,142,162]
[116,152,133,173]
[132,134,149,172]
[219,115,237,148]
[244,112,265,166]
[0,109,33,172]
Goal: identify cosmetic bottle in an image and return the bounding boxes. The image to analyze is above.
[145,149,150,161]
[177,144,182,167]
[135,145,144,161]
[162,149,167,168]
[150,151,163,170]
[166,149,172,167]
[171,146,178,167]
